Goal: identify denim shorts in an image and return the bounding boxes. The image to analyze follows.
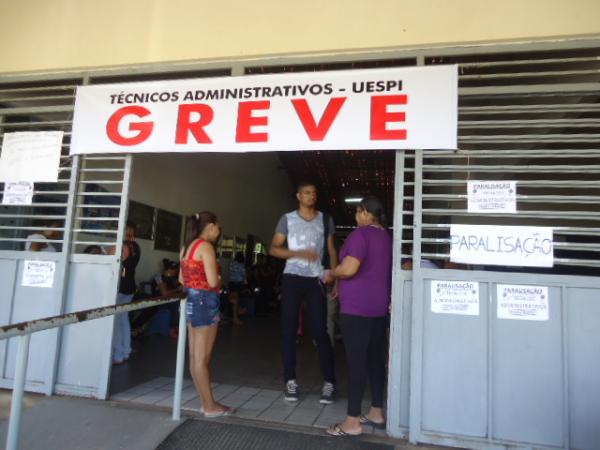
[186,288,220,327]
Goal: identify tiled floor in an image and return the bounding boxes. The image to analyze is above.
[110,315,352,396]
[111,376,386,436]
[110,314,386,435]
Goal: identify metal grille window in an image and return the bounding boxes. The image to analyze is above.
[72,155,128,254]
[244,57,417,75]
[0,79,80,252]
[417,46,600,274]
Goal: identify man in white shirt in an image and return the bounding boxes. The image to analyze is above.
[270,181,338,404]
[25,221,61,252]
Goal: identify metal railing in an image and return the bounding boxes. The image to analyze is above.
[0,294,189,450]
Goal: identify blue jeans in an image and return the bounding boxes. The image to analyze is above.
[186,288,220,327]
[112,292,133,362]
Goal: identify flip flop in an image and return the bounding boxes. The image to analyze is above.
[326,423,362,437]
[201,407,233,418]
[359,415,386,430]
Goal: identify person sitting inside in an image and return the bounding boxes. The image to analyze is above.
[154,259,184,338]
[131,259,183,339]
[228,253,247,325]
[400,244,439,270]
[154,259,184,298]
[83,245,107,255]
[25,220,61,252]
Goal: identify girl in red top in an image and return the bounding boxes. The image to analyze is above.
[179,211,231,417]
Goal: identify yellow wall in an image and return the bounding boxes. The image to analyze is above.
[1,0,600,74]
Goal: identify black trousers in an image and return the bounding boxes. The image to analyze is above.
[340,313,387,417]
[281,274,335,384]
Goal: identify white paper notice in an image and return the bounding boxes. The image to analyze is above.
[21,260,56,288]
[2,181,34,205]
[450,224,554,267]
[497,284,549,321]
[468,181,516,213]
[0,131,63,182]
[431,280,479,316]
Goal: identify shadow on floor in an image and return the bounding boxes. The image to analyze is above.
[110,314,353,397]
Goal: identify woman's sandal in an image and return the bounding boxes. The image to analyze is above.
[200,406,233,418]
[359,415,386,430]
[326,423,362,436]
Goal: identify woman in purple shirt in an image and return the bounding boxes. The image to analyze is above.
[324,196,392,436]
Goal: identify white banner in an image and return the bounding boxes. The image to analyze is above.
[70,65,457,154]
[467,181,517,214]
[431,280,479,316]
[450,224,554,267]
[497,284,549,321]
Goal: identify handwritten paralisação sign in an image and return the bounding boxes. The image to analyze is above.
[431,280,480,316]
[22,260,56,288]
[467,180,517,214]
[2,181,34,205]
[450,224,553,267]
[497,284,549,321]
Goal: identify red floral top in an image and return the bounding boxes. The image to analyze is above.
[180,239,220,292]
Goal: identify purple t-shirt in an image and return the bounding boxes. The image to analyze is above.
[339,226,393,317]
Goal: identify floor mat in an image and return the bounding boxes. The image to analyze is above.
[156,419,394,450]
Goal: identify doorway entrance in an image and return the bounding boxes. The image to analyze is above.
[107,149,397,433]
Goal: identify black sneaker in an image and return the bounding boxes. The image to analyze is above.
[320,381,335,404]
[285,379,299,402]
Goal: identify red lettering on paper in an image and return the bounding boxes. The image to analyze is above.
[236,101,270,143]
[106,106,153,146]
[370,95,407,140]
[291,97,346,141]
[175,104,214,144]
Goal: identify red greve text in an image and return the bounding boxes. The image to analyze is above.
[105,95,408,146]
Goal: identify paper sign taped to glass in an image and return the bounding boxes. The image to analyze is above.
[450,224,553,267]
[22,260,56,288]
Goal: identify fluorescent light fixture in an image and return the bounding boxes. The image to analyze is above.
[344,197,362,204]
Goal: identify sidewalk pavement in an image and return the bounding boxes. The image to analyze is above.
[0,390,448,450]
[0,391,179,450]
